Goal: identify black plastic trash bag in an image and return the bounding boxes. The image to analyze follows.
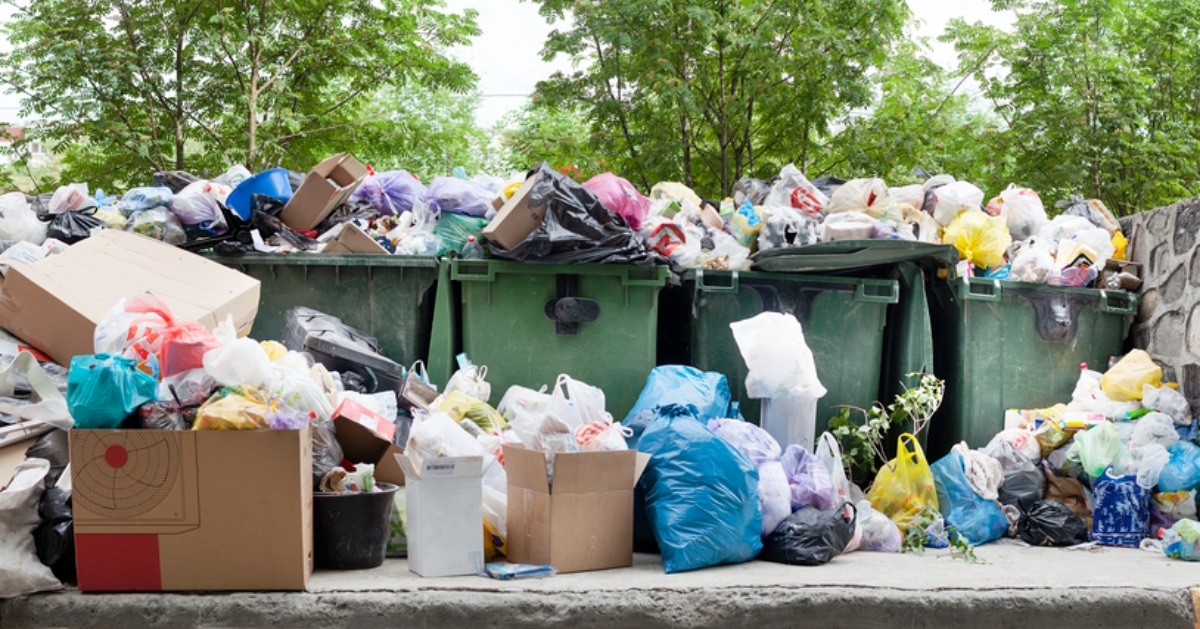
[33,487,75,583]
[46,209,106,244]
[26,430,69,488]
[759,503,857,566]
[152,170,200,193]
[1017,499,1089,547]
[490,162,662,266]
[986,440,1045,510]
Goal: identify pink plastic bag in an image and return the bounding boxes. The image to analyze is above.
[583,173,650,231]
[94,294,220,379]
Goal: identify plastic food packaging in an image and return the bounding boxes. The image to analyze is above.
[942,209,1011,269]
[759,503,857,566]
[1017,500,1089,546]
[66,353,159,429]
[866,433,938,531]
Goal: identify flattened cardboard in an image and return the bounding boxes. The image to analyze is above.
[323,223,389,255]
[0,230,260,367]
[71,427,312,592]
[504,444,649,573]
[396,453,484,577]
[280,153,368,231]
[481,173,544,251]
[333,399,405,486]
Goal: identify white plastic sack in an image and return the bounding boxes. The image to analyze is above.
[550,374,609,429]
[889,184,925,210]
[1129,412,1180,454]
[406,411,488,463]
[48,183,89,214]
[932,181,985,227]
[1143,385,1193,426]
[758,460,792,537]
[1137,443,1171,490]
[169,180,231,232]
[951,442,1003,500]
[730,312,826,399]
[1009,241,1056,283]
[1068,228,1116,267]
[1037,215,1094,250]
[816,431,854,505]
[0,193,46,244]
[446,364,491,405]
[825,178,900,222]
[820,211,877,242]
[985,185,1047,241]
[764,164,826,216]
[0,458,61,597]
[202,337,272,389]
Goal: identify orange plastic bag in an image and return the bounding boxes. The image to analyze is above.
[866,433,938,531]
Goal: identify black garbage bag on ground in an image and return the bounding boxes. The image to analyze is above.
[1017,499,1089,546]
[759,503,856,566]
[986,440,1045,510]
[489,162,662,266]
[26,430,69,488]
[46,209,106,244]
[33,487,75,583]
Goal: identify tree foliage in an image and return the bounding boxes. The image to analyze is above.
[1,0,479,190]
[496,102,607,180]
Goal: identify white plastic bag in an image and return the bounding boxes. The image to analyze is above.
[1037,215,1095,250]
[48,183,89,214]
[169,180,231,232]
[932,180,985,227]
[764,164,826,216]
[406,411,487,464]
[0,458,61,597]
[550,374,609,429]
[574,418,630,452]
[825,178,900,222]
[889,184,925,209]
[0,351,72,429]
[202,337,272,389]
[1009,241,1056,283]
[700,227,752,270]
[816,431,853,505]
[1129,412,1180,454]
[1137,443,1171,490]
[820,211,877,242]
[0,193,46,244]
[730,312,826,399]
[1068,227,1116,267]
[1143,384,1193,426]
[445,364,491,404]
[854,499,903,552]
[758,460,792,537]
[985,185,1047,241]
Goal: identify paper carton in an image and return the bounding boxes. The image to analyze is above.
[71,427,312,592]
[504,444,650,573]
[481,173,544,250]
[333,398,405,486]
[0,230,260,367]
[280,154,368,231]
[396,453,485,577]
[322,223,390,255]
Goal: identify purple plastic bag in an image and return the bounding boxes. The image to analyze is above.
[427,176,493,217]
[781,444,836,511]
[708,418,782,466]
[350,171,427,216]
[583,172,650,231]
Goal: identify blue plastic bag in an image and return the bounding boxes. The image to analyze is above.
[1158,441,1200,492]
[636,404,762,573]
[932,450,1008,545]
[350,170,427,216]
[67,354,159,429]
[1090,469,1150,547]
[622,365,730,448]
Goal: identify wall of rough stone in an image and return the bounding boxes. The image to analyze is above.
[1120,197,1200,411]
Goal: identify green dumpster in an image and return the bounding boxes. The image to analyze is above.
[658,269,899,431]
[444,259,670,420]
[926,276,1138,456]
[208,253,440,367]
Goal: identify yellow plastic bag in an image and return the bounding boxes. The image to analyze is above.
[260,340,289,361]
[942,210,1012,270]
[438,390,508,433]
[193,387,269,430]
[1111,230,1128,260]
[1100,349,1162,402]
[866,433,938,531]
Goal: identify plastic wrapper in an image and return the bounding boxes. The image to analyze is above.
[49,183,91,214]
[729,312,825,399]
[484,562,557,579]
[1143,385,1193,426]
[46,210,105,245]
[781,443,835,511]
[583,172,650,231]
[118,186,173,216]
[759,503,856,566]
[126,207,187,245]
[1101,350,1162,402]
[931,180,985,226]
[765,164,826,216]
[1090,470,1150,547]
[932,450,1008,545]
[0,192,47,244]
[351,170,427,216]
[1159,441,1200,492]
[824,178,900,222]
[1057,195,1120,234]
[942,210,1011,270]
[169,180,230,234]
[433,211,488,256]
[866,433,937,531]
[427,176,493,217]
[193,387,270,430]
[732,177,772,207]
[1037,214,1095,249]
[67,353,159,429]
[622,366,731,447]
[1017,500,1089,546]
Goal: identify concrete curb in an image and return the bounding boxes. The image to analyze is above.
[3,585,1197,629]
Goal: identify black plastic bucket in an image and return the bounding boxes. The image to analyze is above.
[313,483,400,570]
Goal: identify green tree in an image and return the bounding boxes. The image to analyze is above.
[1,0,479,190]
[496,102,607,180]
[529,0,909,197]
[946,0,1200,215]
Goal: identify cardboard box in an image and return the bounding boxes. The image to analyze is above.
[333,398,405,486]
[1099,259,1143,291]
[396,453,484,577]
[322,223,390,255]
[280,154,368,231]
[482,173,544,251]
[0,230,260,367]
[71,427,312,592]
[504,444,650,573]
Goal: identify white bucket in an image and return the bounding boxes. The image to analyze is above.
[760,396,818,452]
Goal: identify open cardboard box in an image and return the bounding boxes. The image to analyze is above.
[280,153,368,232]
[0,230,260,367]
[504,444,650,573]
[481,172,544,251]
[322,223,390,255]
[332,398,406,486]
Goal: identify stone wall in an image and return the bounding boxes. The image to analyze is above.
[1120,197,1200,411]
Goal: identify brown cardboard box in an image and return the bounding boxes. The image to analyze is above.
[322,223,390,255]
[0,230,260,367]
[71,427,312,592]
[333,399,405,486]
[1099,258,1143,291]
[481,173,544,250]
[280,154,368,231]
[504,444,650,573]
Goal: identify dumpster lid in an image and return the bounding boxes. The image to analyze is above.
[752,240,957,274]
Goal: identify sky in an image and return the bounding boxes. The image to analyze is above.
[444,0,1015,127]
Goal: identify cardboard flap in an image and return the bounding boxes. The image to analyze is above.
[503,444,550,494]
[333,416,389,465]
[550,449,643,493]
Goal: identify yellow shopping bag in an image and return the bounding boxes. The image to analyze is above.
[866,433,938,531]
[1100,349,1162,402]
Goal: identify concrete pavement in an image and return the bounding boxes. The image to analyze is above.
[3,540,1198,628]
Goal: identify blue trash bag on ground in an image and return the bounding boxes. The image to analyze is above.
[1158,441,1200,492]
[67,354,159,429]
[635,404,762,573]
[622,365,730,448]
[932,450,1008,545]
[1091,469,1151,548]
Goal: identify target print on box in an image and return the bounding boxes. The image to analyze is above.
[72,430,199,530]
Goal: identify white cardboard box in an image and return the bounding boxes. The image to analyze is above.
[396,454,485,577]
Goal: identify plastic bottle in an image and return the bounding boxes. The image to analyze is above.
[461,235,486,259]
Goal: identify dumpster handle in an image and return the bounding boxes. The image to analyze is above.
[621,266,670,287]
[855,281,899,304]
[1098,290,1137,316]
[962,278,1002,302]
[695,269,740,293]
[451,259,495,282]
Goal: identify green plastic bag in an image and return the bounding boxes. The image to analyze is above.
[67,353,159,429]
[433,212,488,256]
[1070,421,1122,479]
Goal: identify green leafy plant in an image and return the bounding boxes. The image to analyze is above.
[827,372,945,478]
[901,506,984,564]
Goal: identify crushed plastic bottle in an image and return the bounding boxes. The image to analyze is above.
[461,235,486,259]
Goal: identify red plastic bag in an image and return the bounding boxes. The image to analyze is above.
[583,172,650,231]
[94,294,219,379]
